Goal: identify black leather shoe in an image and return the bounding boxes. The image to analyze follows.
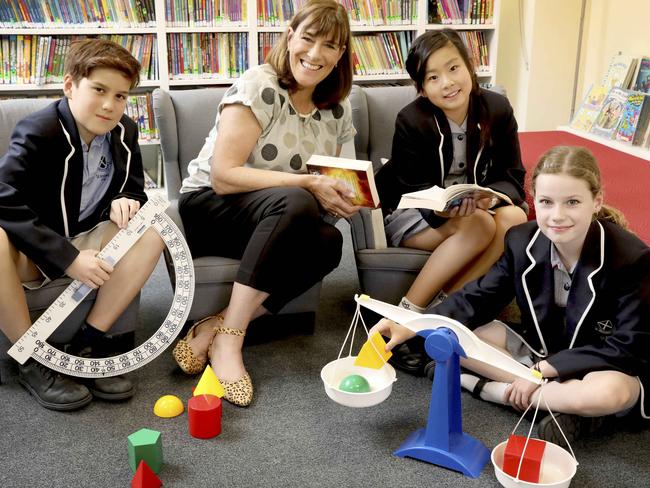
[388,337,428,376]
[424,360,436,381]
[18,359,92,411]
[86,375,135,401]
[537,413,604,446]
[68,344,135,401]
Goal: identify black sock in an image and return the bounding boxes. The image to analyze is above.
[69,322,105,355]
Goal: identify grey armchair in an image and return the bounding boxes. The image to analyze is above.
[0,98,139,346]
[347,85,430,304]
[152,88,321,324]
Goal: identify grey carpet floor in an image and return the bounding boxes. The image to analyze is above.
[1,220,648,487]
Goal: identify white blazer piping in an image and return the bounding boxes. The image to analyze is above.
[638,378,648,419]
[433,116,445,184]
[116,122,131,193]
[521,227,549,357]
[568,221,605,348]
[58,120,74,237]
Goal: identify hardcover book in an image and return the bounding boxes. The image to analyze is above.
[590,88,630,139]
[305,154,380,208]
[615,93,648,144]
[633,57,650,94]
[397,184,512,212]
[570,84,609,132]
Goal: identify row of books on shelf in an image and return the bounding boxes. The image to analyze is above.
[569,54,650,148]
[258,32,281,64]
[167,32,249,80]
[0,0,156,28]
[166,0,247,27]
[332,0,418,27]
[351,32,413,76]
[457,30,488,71]
[0,34,158,85]
[257,0,418,27]
[571,86,650,148]
[126,92,159,141]
[428,0,493,24]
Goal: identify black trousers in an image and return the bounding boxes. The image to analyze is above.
[179,186,342,313]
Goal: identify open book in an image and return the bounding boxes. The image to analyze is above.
[397,184,512,212]
[306,154,380,208]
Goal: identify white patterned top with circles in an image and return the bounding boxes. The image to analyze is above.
[180,64,357,194]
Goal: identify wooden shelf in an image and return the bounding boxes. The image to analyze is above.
[557,126,650,162]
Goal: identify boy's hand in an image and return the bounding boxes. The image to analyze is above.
[369,318,416,352]
[65,249,114,289]
[110,198,140,228]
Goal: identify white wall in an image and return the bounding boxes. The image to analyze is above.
[496,0,582,131]
[496,0,649,131]
[576,1,650,111]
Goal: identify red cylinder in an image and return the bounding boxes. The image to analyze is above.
[188,394,222,439]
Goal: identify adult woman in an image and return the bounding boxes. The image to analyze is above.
[173,0,358,407]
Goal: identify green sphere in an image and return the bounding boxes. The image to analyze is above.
[339,374,371,393]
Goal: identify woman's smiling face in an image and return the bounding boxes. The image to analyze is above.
[287,18,345,91]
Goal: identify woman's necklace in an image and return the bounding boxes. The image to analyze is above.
[289,91,315,116]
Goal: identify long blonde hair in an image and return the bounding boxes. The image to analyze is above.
[531,146,628,229]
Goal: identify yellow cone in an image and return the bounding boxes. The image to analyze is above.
[193,364,225,397]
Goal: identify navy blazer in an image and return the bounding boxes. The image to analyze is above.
[375,88,526,214]
[433,219,650,417]
[0,97,147,279]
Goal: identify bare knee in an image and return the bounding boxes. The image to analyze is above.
[140,227,165,253]
[474,321,507,349]
[494,205,527,234]
[454,210,496,246]
[568,375,639,415]
[0,227,19,263]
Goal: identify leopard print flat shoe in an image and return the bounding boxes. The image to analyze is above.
[208,327,253,407]
[172,315,223,374]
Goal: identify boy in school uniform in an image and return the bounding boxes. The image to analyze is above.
[0,39,164,411]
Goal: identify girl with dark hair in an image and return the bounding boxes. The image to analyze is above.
[374,146,650,444]
[374,30,527,372]
[172,0,357,407]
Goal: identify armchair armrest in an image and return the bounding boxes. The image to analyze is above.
[347,208,386,251]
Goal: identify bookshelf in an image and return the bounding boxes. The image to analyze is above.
[557,125,650,162]
[0,0,501,89]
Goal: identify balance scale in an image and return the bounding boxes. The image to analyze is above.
[347,295,544,478]
[8,193,194,378]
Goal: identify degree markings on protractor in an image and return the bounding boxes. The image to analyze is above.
[8,193,195,378]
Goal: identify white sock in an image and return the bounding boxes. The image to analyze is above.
[399,296,425,313]
[460,373,509,405]
[429,290,448,308]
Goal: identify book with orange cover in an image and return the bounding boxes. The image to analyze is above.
[305,154,380,208]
